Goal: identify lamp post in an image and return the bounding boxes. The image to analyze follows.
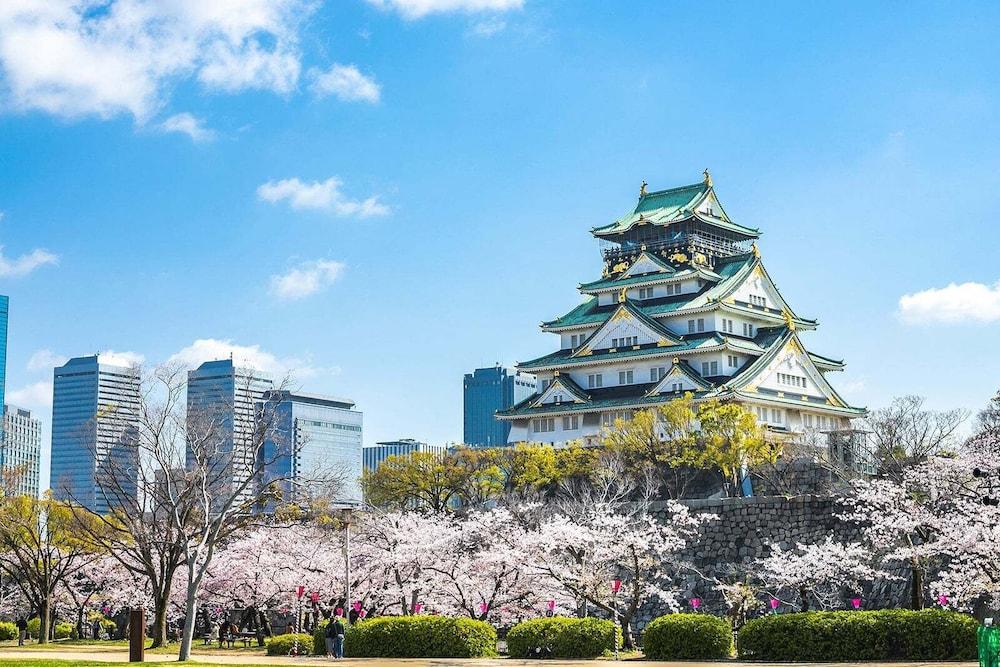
[293,586,305,656]
[611,579,622,661]
[340,507,356,619]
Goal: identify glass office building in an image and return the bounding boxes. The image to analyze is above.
[262,390,363,506]
[186,359,273,507]
[0,295,8,412]
[362,439,448,473]
[1,405,41,497]
[463,366,536,447]
[50,356,140,513]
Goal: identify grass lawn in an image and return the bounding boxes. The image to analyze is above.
[0,638,268,656]
[0,662,290,667]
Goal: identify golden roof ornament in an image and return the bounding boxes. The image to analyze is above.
[783,309,796,332]
[751,241,760,259]
[640,180,648,196]
[618,287,628,303]
[703,168,713,187]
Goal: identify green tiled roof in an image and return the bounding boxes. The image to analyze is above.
[592,181,760,239]
[579,266,721,293]
[808,351,845,370]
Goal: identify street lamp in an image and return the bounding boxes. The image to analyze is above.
[611,580,622,661]
[339,506,357,619]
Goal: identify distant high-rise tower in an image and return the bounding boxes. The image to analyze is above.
[463,366,536,447]
[262,390,364,507]
[50,356,140,513]
[0,295,8,411]
[1,405,41,497]
[362,439,447,473]
[186,359,273,507]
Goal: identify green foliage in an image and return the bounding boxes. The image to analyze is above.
[642,613,732,659]
[26,618,39,638]
[737,610,978,661]
[506,617,620,659]
[265,633,314,656]
[339,616,497,658]
[53,623,74,640]
[698,399,775,495]
[0,621,17,640]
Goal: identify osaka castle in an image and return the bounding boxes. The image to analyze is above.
[498,172,865,446]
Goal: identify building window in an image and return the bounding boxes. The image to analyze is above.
[722,318,734,333]
[777,373,807,388]
[770,409,784,424]
[743,322,755,337]
[650,366,667,382]
[671,382,683,392]
[533,418,555,433]
[638,287,654,299]
[700,361,719,376]
[666,283,681,296]
[687,319,695,333]
[755,406,768,422]
[570,334,578,347]
[727,354,739,368]
[749,294,766,307]
[804,413,814,428]
[697,318,705,332]
[611,335,638,348]
[618,370,634,385]
[562,415,579,430]
[587,373,603,389]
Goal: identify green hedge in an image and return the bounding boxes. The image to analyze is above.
[318,616,496,658]
[738,610,977,661]
[506,617,620,659]
[0,621,16,641]
[266,633,314,656]
[642,613,732,659]
[23,619,74,640]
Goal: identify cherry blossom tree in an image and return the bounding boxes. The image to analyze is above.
[755,537,878,611]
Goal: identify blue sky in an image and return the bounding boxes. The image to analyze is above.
[1,1,1000,489]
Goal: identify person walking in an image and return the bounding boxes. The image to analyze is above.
[330,615,346,659]
[16,617,27,646]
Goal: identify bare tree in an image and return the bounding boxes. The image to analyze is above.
[862,395,968,481]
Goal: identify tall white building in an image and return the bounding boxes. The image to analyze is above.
[1,405,41,497]
[498,173,865,445]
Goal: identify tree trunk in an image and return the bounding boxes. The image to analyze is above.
[258,609,272,637]
[76,606,85,642]
[910,561,925,610]
[799,586,810,613]
[621,615,635,650]
[38,596,50,645]
[149,596,169,648]
[178,579,199,661]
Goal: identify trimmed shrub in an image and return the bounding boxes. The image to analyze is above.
[342,616,497,658]
[506,617,620,659]
[266,633,314,656]
[54,622,74,640]
[642,614,732,659]
[738,609,977,661]
[0,621,17,641]
[26,618,39,638]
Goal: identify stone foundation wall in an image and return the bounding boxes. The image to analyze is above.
[634,495,909,633]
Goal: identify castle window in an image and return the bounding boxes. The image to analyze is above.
[650,366,667,382]
[701,361,719,377]
[749,294,767,307]
[722,318,734,333]
[587,373,603,389]
[666,283,681,296]
[743,323,755,337]
[771,409,784,424]
[638,287,655,299]
[618,370,634,385]
[727,355,739,368]
[562,415,579,430]
[671,382,683,392]
[533,418,555,433]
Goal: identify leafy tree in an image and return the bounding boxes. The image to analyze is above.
[362,451,465,512]
[862,395,967,481]
[601,396,710,498]
[698,400,776,497]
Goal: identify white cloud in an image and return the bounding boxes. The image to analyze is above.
[8,380,53,411]
[898,280,1000,324]
[167,338,335,380]
[257,177,390,217]
[0,246,58,277]
[366,0,523,20]
[98,350,146,367]
[309,64,380,103]
[0,0,317,122]
[469,17,506,37]
[159,112,215,142]
[27,349,68,372]
[270,259,345,300]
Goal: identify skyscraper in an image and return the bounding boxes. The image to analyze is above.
[186,359,273,507]
[262,390,363,506]
[50,356,140,513]
[0,295,8,411]
[362,439,448,473]
[1,405,41,497]
[463,366,536,447]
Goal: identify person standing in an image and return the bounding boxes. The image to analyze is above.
[16,617,27,646]
[331,615,346,659]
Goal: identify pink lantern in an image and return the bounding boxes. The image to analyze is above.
[335,607,344,617]
[414,603,423,614]
[359,610,367,619]
[690,598,702,610]
[611,579,622,594]
[546,600,556,612]
[310,591,320,603]
[296,586,305,599]
[769,598,780,610]
[938,594,949,607]
[479,602,489,615]
[353,601,362,612]
[851,598,862,610]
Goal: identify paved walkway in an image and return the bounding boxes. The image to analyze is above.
[0,651,981,667]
